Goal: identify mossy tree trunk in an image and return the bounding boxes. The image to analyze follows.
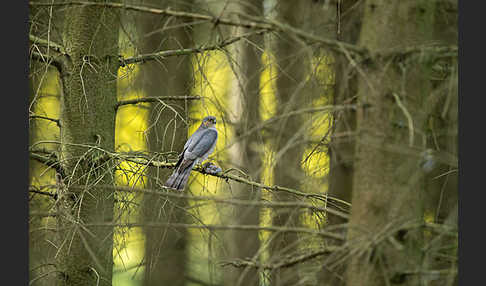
[345,1,437,285]
[55,2,119,285]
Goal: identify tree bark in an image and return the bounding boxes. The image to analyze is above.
[346,1,437,285]
[223,1,263,285]
[422,3,458,283]
[137,1,193,285]
[55,2,119,285]
[269,1,310,285]
[321,1,365,284]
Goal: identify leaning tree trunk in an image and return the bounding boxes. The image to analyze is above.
[138,1,193,285]
[223,1,263,285]
[269,1,310,285]
[345,1,437,285]
[55,2,119,285]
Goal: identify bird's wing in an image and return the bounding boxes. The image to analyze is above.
[185,128,218,161]
[183,127,202,151]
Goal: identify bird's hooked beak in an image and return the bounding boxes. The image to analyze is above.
[203,118,216,127]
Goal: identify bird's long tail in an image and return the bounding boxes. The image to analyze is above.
[164,159,197,190]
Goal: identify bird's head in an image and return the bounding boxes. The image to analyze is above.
[202,116,217,128]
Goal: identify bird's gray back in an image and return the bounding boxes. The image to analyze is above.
[183,127,218,161]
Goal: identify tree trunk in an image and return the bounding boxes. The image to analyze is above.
[269,1,310,285]
[422,3,458,282]
[55,2,119,285]
[346,1,437,285]
[138,1,193,285]
[223,1,263,285]
[321,1,365,284]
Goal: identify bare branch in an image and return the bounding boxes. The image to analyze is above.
[121,30,269,66]
[29,34,66,55]
[115,96,202,110]
[28,1,364,58]
[77,184,349,219]
[29,150,65,177]
[28,147,351,206]
[28,186,57,200]
[30,50,65,73]
[28,1,456,62]
[122,154,348,205]
[221,246,343,270]
[85,222,345,240]
[29,114,61,128]
[380,44,458,59]
[29,34,71,74]
[29,1,273,29]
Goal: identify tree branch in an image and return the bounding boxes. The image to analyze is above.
[122,154,349,205]
[29,114,61,128]
[115,96,201,110]
[28,1,365,58]
[29,1,457,62]
[121,30,269,66]
[380,44,458,59]
[28,147,351,207]
[29,150,65,177]
[220,246,343,270]
[85,222,345,240]
[75,184,349,220]
[29,1,273,29]
[30,51,66,73]
[29,34,66,55]
[29,34,71,74]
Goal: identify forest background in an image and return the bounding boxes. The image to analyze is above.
[27,0,458,285]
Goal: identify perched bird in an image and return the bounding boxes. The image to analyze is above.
[164,116,218,190]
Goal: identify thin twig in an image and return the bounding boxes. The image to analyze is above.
[121,30,269,65]
[29,147,351,207]
[78,184,349,219]
[28,1,365,58]
[85,222,345,240]
[29,151,65,177]
[115,96,201,110]
[392,92,414,147]
[29,34,65,55]
[29,114,61,128]
[30,51,65,72]
[221,245,343,270]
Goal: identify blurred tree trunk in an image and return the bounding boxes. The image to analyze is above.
[345,1,438,285]
[55,1,119,285]
[320,1,365,284]
[423,0,458,227]
[29,65,57,286]
[29,7,64,284]
[422,2,458,284]
[269,1,310,285]
[327,0,363,225]
[223,1,263,285]
[137,1,193,285]
[28,67,51,286]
